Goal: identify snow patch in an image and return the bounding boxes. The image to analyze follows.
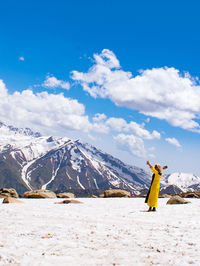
[77,176,85,190]
[93,178,99,189]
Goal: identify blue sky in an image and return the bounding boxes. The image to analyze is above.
[0,0,200,175]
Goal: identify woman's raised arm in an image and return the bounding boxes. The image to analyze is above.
[146,161,152,168]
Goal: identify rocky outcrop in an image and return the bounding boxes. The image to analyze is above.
[159,194,171,198]
[22,190,56,198]
[179,191,200,198]
[104,189,131,198]
[56,192,75,198]
[2,197,23,203]
[166,195,190,204]
[56,199,83,204]
[0,188,18,198]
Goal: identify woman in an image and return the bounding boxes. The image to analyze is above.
[145,161,167,211]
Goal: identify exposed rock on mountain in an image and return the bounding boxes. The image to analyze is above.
[188,183,200,191]
[1,121,200,196]
[0,122,151,195]
[159,184,183,195]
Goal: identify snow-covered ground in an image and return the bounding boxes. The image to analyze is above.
[0,198,200,266]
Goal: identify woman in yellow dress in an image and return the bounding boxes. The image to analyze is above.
[145,161,168,211]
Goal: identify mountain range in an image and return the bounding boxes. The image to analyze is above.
[0,121,200,196]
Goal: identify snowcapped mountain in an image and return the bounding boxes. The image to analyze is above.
[0,121,41,139]
[161,173,200,192]
[0,122,152,195]
[1,121,200,195]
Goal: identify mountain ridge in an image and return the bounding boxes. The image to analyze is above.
[0,122,152,194]
[0,121,200,195]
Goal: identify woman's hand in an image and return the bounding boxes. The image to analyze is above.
[146,161,151,166]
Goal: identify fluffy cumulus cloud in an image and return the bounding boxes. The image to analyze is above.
[72,49,200,133]
[105,117,160,139]
[43,75,70,90]
[91,115,160,157]
[165,137,181,148]
[0,79,90,135]
[92,113,107,122]
[0,78,157,150]
[91,114,161,139]
[114,134,147,158]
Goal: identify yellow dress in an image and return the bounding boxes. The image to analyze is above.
[146,166,162,208]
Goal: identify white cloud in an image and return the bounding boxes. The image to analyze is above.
[92,122,109,134]
[0,80,7,97]
[91,115,161,141]
[148,146,155,152]
[105,117,160,139]
[92,113,107,122]
[114,134,147,158]
[0,78,160,146]
[72,49,200,133]
[0,78,160,161]
[19,56,24,61]
[106,117,127,132]
[43,75,70,90]
[0,79,90,135]
[165,137,181,148]
[93,49,120,69]
[91,113,109,133]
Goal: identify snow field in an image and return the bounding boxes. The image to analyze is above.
[0,198,200,266]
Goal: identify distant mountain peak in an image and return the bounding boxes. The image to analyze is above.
[0,121,41,138]
[161,172,200,192]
